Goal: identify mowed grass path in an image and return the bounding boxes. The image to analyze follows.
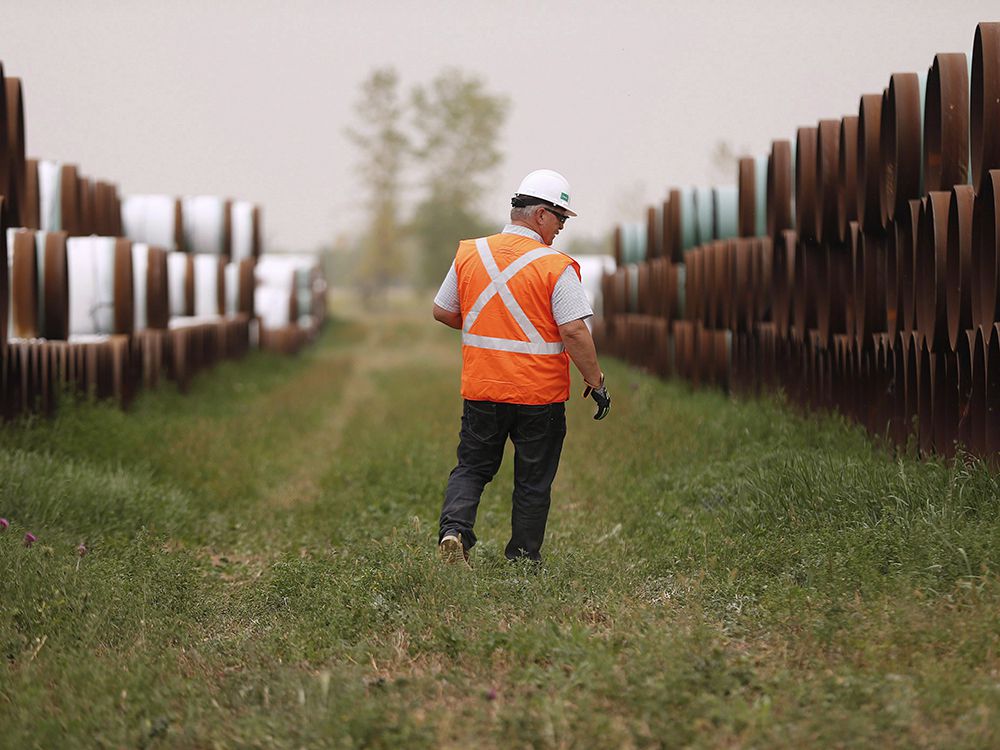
[2,299,1000,748]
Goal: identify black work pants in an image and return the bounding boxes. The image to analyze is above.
[439,400,567,561]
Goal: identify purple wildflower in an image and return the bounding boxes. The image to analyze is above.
[487,688,497,701]
[24,532,36,548]
[0,518,8,531]
[76,542,87,557]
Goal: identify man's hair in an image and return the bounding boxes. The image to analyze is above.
[510,204,542,222]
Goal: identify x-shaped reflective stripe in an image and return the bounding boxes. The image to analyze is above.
[462,237,565,356]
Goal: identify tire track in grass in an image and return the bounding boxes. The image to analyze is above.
[258,313,455,515]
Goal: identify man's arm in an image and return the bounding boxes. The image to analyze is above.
[433,304,463,330]
[558,318,602,386]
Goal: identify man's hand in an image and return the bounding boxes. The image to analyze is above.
[582,374,611,420]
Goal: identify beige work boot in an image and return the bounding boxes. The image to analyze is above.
[439,532,472,569]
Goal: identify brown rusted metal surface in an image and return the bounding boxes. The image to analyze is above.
[971,23,1000,193]
[946,185,976,350]
[113,238,135,335]
[881,73,923,225]
[795,126,819,242]
[837,116,859,243]
[857,94,885,232]
[915,191,951,351]
[971,170,1000,329]
[22,158,39,230]
[924,52,970,192]
[4,77,25,229]
[898,198,923,338]
[917,337,934,456]
[816,119,841,245]
[738,157,756,238]
[41,232,69,340]
[767,140,793,239]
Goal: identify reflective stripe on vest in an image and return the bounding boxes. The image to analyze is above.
[462,237,565,356]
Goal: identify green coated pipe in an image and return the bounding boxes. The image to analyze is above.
[713,186,738,240]
[678,188,698,252]
[694,187,714,244]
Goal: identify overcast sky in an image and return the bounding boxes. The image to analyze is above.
[3,1,996,253]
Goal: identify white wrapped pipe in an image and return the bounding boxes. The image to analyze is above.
[193,254,223,318]
[255,254,320,329]
[230,200,258,262]
[121,195,180,251]
[255,285,292,329]
[224,261,239,315]
[182,196,229,255]
[38,160,62,232]
[167,251,190,317]
[67,236,116,336]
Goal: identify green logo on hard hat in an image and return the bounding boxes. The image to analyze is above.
[560,192,569,202]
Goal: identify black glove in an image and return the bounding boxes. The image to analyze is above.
[582,375,611,420]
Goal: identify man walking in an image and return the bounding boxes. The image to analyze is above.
[432,169,611,566]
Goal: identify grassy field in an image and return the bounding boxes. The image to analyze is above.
[2,299,1000,748]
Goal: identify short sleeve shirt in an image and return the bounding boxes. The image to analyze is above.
[433,224,593,325]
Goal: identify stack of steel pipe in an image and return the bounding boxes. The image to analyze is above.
[599,21,1000,462]
[0,63,327,418]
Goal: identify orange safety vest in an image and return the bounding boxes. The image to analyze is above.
[455,232,580,404]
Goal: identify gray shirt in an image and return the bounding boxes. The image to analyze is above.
[434,224,593,325]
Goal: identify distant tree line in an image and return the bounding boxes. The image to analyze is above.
[345,67,509,299]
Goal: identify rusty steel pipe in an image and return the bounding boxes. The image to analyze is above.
[990,323,1000,455]
[899,198,923,337]
[957,329,975,450]
[22,158,39,230]
[0,66,9,230]
[59,164,81,237]
[646,206,659,260]
[732,239,753,331]
[915,191,951,351]
[946,184,976,349]
[857,93,885,231]
[795,126,819,242]
[872,333,893,439]
[971,170,1000,330]
[792,238,818,341]
[767,140,794,239]
[772,230,796,334]
[816,119,841,245]
[904,332,921,448]
[971,23,1000,193]
[40,232,69,340]
[917,337,934,456]
[885,218,901,338]
[970,326,989,456]
[924,52,970,192]
[755,237,773,323]
[738,157,756,237]
[10,230,38,339]
[890,332,907,446]
[881,73,923,225]
[4,77,25,229]
[837,116,859,243]
[856,230,887,345]
[933,347,959,458]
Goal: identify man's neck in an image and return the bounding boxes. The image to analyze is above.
[512,219,543,234]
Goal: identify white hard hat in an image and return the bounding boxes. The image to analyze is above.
[512,169,577,217]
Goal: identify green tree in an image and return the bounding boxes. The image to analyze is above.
[345,68,409,305]
[411,69,509,287]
